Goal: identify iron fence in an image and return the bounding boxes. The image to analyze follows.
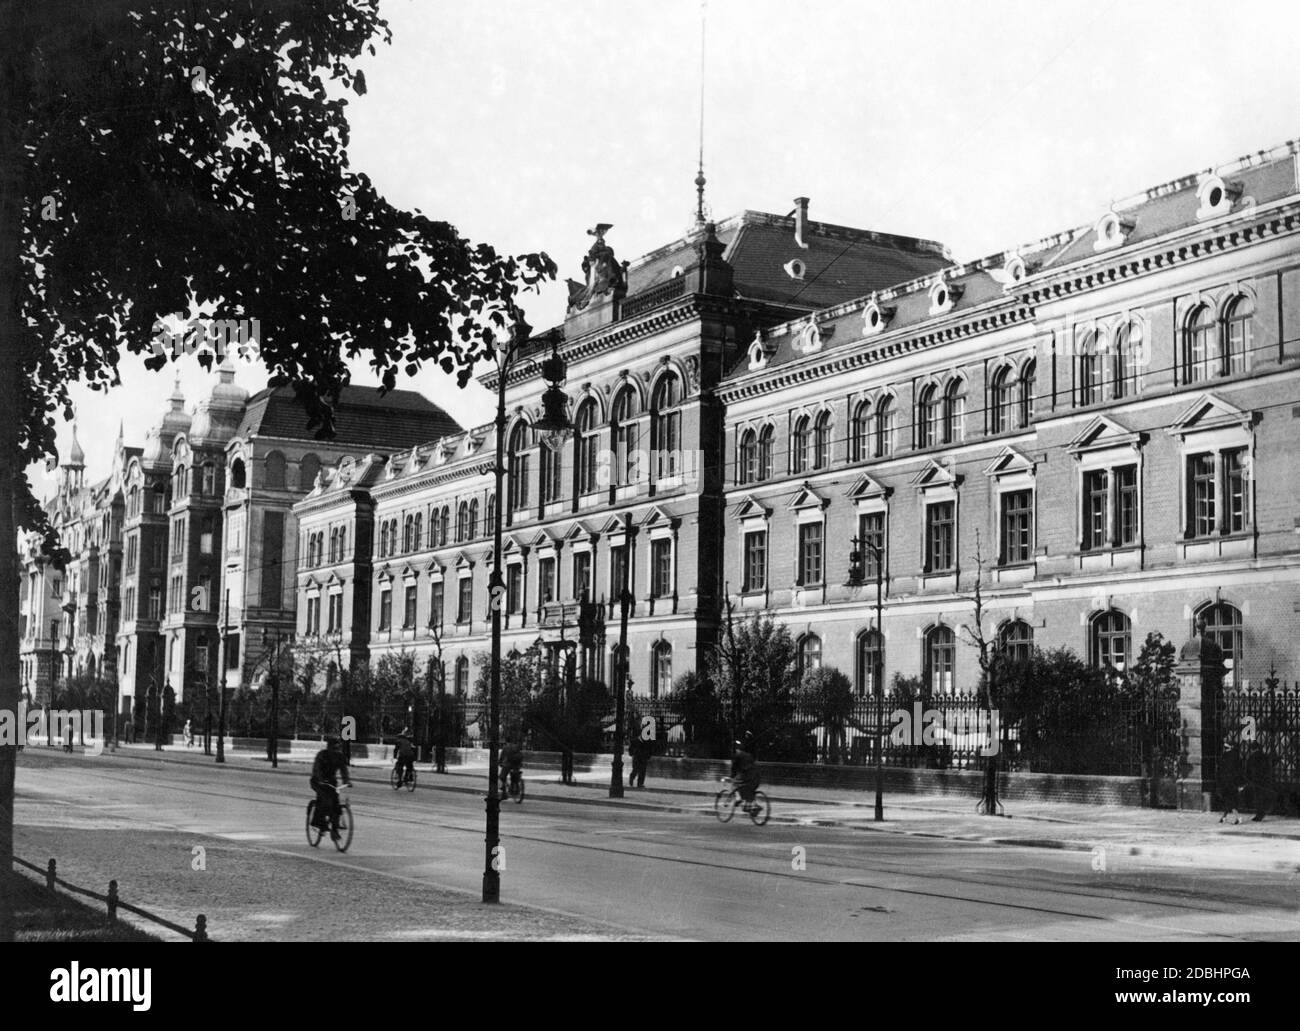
[1219,679,1300,808]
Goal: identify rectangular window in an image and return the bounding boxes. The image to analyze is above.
[650,539,672,598]
[148,585,161,621]
[328,594,342,634]
[539,557,556,606]
[124,587,136,621]
[126,535,138,574]
[858,512,884,580]
[305,596,318,636]
[1116,465,1138,545]
[506,565,522,614]
[1083,470,1108,551]
[403,584,417,628]
[1190,452,1216,538]
[200,519,214,555]
[260,511,285,609]
[378,588,392,631]
[742,530,767,592]
[1225,448,1248,533]
[925,502,954,573]
[999,490,1033,565]
[610,544,627,599]
[797,523,823,586]
[430,581,444,627]
[457,578,473,623]
[572,552,591,601]
[193,638,209,674]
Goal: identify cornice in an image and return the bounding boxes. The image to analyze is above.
[717,303,1034,403]
[371,461,495,501]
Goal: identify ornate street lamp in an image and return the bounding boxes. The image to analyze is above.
[850,535,886,822]
[484,321,571,904]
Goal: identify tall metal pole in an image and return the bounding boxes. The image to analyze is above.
[270,629,280,769]
[216,591,229,763]
[610,512,632,798]
[872,540,885,822]
[483,335,511,903]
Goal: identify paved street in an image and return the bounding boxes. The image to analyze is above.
[13,748,1300,942]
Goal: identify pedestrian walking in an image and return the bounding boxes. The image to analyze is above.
[183,718,194,748]
[1244,743,1274,822]
[629,734,649,789]
[63,719,74,753]
[1218,739,1243,825]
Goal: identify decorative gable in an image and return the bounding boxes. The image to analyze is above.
[844,473,890,502]
[910,458,961,491]
[1067,415,1144,457]
[788,482,830,512]
[639,505,680,531]
[733,494,772,522]
[983,445,1037,479]
[1166,393,1253,439]
[562,520,599,543]
[748,330,777,371]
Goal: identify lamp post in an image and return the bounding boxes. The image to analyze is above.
[484,321,571,903]
[610,512,634,798]
[260,627,285,769]
[850,535,886,822]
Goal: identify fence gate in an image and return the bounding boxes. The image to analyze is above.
[1218,678,1300,813]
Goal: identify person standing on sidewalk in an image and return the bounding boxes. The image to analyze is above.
[1244,743,1274,822]
[629,733,649,789]
[1218,739,1243,825]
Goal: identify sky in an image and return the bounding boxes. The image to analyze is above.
[39,0,1300,495]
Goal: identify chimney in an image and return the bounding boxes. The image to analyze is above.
[793,197,810,249]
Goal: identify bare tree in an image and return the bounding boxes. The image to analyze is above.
[960,531,1006,816]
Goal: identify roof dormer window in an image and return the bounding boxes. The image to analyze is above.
[862,299,893,336]
[784,258,806,281]
[928,275,960,316]
[1196,174,1241,220]
[1003,253,1026,284]
[1093,210,1134,252]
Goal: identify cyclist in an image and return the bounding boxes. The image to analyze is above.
[730,735,760,814]
[394,726,416,786]
[311,737,352,840]
[500,737,523,796]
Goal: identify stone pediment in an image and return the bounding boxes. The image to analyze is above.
[844,473,890,501]
[788,483,830,512]
[639,505,680,530]
[1067,415,1143,457]
[983,445,1037,479]
[733,494,772,521]
[910,458,961,491]
[1166,393,1253,438]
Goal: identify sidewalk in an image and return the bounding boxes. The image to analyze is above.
[104,740,1300,875]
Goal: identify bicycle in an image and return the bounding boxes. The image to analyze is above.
[714,777,770,826]
[306,784,354,852]
[390,761,417,791]
[500,768,525,804]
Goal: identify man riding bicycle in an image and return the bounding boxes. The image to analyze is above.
[311,737,352,840]
[731,736,760,814]
[394,726,416,785]
[500,738,523,795]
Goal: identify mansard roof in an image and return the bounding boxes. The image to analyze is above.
[236,385,460,451]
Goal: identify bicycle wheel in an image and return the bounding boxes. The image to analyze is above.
[390,766,401,790]
[748,791,771,826]
[333,802,354,852]
[714,788,737,823]
[406,768,417,792]
[306,802,323,847]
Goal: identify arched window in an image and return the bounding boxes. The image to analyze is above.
[485,496,496,537]
[1110,323,1133,400]
[413,513,422,550]
[337,526,346,560]
[1019,360,1036,428]
[856,629,884,697]
[651,641,672,699]
[403,515,414,553]
[1090,610,1131,672]
[851,401,871,462]
[917,385,939,448]
[1221,296,1252,377]
[942,379,965,444]
[1078,331,1102,405]
[298,453,321,491]
[990,366,1013,434]
[263,452,285,490]
[813,411,832,469]
[1197,602,1243,686]
[379,522,389,559]
[454,656,470,696]
[611,387,640,486]
[328,528,338,564]
[924,624,956,695]
[508,423,531,514]
[202,462,218,495]
[875,396,894,458]
[575,399,599,496]
[1184,305,1215,383]
[128,486,140,518]
[738,429,757,485]
[439,507,450,547]
[174,464,188,498]
[798,634,822,680]
[540,437,563,504]
[230,458,246,490]
[652,372,681,480]
[456,502,469,542]
[791,415,810,474]
[997,619,1034,664]
[758,425,774,480]
[468,499,479,539]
